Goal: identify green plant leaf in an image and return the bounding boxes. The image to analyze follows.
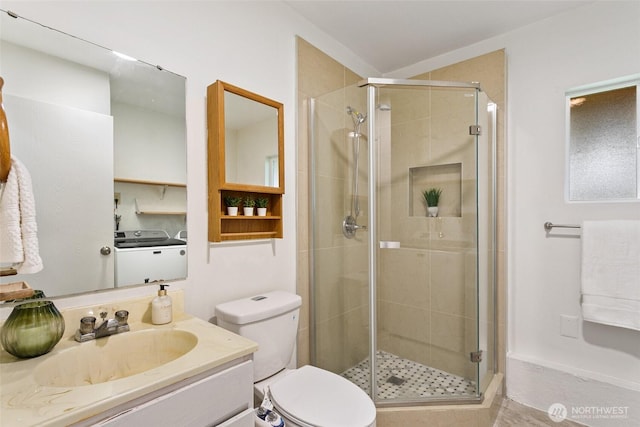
[422,188,442,207]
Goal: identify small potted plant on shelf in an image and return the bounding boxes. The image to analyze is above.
[422,188,442,217]
[243,195,256,216]
[256,197,269,216]
[223,195,242,216]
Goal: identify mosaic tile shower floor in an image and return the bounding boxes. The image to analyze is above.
[342,351,477,399]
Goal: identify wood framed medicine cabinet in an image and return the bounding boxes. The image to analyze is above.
[207,80,284,242]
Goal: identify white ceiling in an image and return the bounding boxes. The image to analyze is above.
[284,0,594,74]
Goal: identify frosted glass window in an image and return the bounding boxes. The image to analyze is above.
[567,83,638,201]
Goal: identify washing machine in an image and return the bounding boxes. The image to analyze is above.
[114,230,187,287]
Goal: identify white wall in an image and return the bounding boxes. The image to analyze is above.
[390,1,640,423]
[505,0,640,385]
[0,0,376,322]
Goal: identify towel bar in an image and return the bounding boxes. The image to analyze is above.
[544,222,581,232]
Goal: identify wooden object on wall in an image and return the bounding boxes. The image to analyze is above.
[207,80,285,242]
[0,282,34,301]
[0,76,11,183]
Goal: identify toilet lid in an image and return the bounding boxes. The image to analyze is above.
[269,365,376,427]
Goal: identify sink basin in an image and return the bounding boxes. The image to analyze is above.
[34,329,197,387]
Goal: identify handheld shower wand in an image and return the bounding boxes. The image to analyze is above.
[343,106,368,238]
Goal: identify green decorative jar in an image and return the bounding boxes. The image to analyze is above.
[0,300,65,358]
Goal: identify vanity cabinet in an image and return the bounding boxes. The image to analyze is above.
[207,81,284,242]
[74,358,254,427]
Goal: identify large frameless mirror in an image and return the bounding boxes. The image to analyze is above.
[0,10,187,299]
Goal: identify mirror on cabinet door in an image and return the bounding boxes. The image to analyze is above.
[207,81,284,242]
[224,90,281,187]
[0,10,187,298]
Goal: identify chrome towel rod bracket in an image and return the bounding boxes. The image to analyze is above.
[544,222,581,232]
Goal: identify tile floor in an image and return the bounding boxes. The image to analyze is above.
[342,350,477,400]
[343,352,586,426]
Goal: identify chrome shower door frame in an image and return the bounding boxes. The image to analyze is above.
[309,77,496,408]
[360,78,490,407]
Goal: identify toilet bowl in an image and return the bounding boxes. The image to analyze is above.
[254,366,375,427]
[215,291,376,427]
[268,366,376,426]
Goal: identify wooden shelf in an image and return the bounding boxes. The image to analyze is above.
[0,281,34,301]
[209,189,283,242]
[136,211,187,215]
[134,198,186,215]
[222,215,281,220]
[220,231,279,241]
[115,177,186,187]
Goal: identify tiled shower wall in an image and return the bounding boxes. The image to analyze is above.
[296,38,506,382]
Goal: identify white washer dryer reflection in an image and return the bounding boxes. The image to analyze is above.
[114,230,187,287]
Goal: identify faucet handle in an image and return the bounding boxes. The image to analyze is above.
[80,316,96,334]
[115,310,129,325]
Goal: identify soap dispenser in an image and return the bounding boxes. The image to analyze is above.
[151,284,172,325]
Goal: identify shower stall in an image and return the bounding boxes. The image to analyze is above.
[309,78,496,406]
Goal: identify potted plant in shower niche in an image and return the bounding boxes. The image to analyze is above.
[243,195,256,216]
[256,196,269,216]
[223,195,242,216]
[423,188,442,217]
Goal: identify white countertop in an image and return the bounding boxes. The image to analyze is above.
[0,292,258,426]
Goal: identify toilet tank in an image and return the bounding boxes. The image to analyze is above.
[215,291,302,382]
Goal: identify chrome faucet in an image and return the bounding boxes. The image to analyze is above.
[74,310,130,342]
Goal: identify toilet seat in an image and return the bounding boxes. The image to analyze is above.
[269,365,376,427]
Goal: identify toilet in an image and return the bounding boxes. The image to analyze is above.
[216,290,376,427]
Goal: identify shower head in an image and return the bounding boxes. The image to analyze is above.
[377,103,391,111]
[346,106,367,126]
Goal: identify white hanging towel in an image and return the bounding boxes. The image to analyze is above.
[581,220,640,331]
[0,156,43,273]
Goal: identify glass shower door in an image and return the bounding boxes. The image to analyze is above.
[310,79,495,406]
[309,84,371,379]
[372,84,481,403]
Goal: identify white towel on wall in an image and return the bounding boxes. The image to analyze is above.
[581,220,640,331]
[0,156,43,274]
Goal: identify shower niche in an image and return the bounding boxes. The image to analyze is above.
[409,163,462,217]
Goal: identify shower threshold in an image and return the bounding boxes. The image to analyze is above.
[342,351,477,401]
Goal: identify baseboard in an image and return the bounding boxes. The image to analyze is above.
[506,353,640,426]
